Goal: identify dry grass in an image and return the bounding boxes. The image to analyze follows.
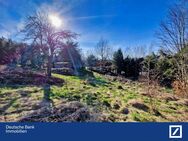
[0,72,188,122]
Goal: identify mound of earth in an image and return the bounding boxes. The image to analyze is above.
[175,99,188,106]
[19,102,91,122]
[0,69,64,86]
[128,100,149,112]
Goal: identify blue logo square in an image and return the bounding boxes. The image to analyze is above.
[169,125,182,139]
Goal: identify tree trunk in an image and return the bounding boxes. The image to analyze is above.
[47,54,52,77]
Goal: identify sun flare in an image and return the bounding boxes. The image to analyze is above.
[49,14,62,28]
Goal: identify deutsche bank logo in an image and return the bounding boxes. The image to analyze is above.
[169,125,182,139]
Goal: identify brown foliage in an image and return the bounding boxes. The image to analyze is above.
[0,69,64,86]
[172,80,188,98]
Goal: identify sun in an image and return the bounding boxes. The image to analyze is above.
[49,14,62,28]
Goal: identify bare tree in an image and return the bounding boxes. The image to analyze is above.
[157,2,188,54]
[95,37,111,61]
[22,11,77,77]
[143,45,160,113]
[157,1,188,97]
[124,45,146,58]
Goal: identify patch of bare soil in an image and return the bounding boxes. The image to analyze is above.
[19,101,91,122]
[0,69,64,86]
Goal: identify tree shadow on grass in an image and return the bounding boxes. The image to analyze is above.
[0,88,39,112]
[0,85,27,89]
[0,98,19,115]
[0,83,101,122]
[17,84,55,122]
[71,71,112,87]
[19,84,93,122]
[0,89,35,121]
[0,84,53,121]
[82,76,112,87]
[42,84,54,108]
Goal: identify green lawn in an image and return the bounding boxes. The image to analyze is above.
[0,72,188,122]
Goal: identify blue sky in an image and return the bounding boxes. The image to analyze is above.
[0,0,177,54]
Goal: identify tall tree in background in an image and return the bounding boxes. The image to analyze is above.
[20,44,45,69]
[157,0,188,96]
[62,41,83,75]
[124,46,146,59]
[86,54,98,68]
[113,49,124,74]
[22,11,77,77]
[0,37,24,65]
[95,38,111,61]
[158,1,188,53]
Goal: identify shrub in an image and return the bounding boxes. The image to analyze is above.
[172,80,188,98]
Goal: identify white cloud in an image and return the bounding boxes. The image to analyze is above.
[71,14,116,20]
[0,30,11,38]
[16,20,25,31]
